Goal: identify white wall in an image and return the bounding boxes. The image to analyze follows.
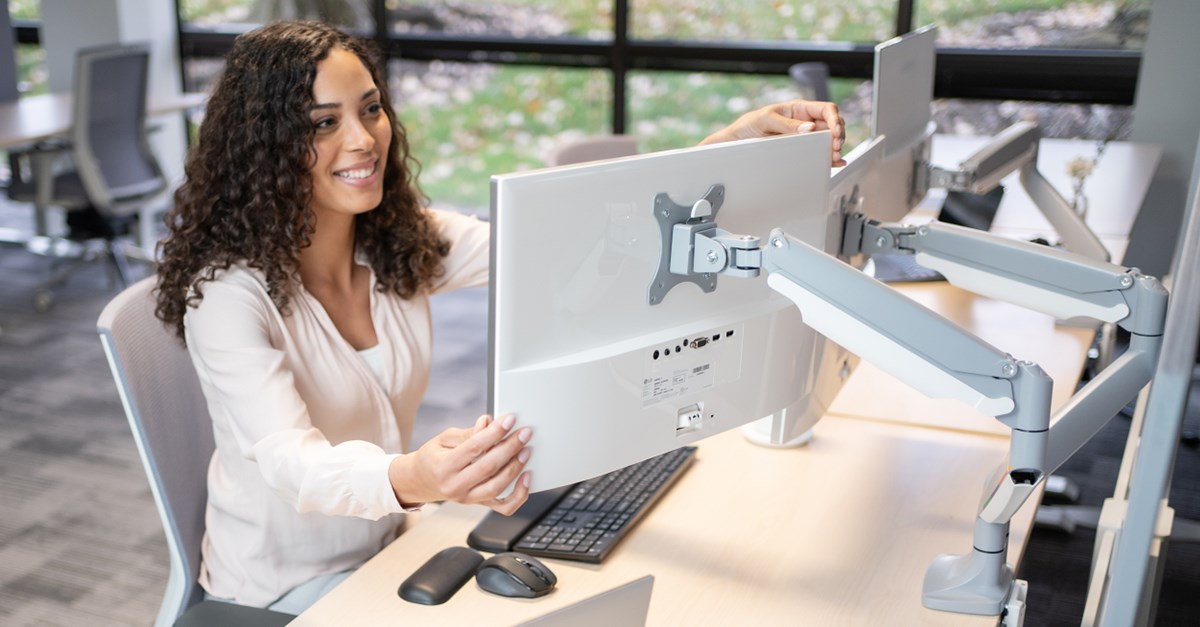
[1126,0,1200,277]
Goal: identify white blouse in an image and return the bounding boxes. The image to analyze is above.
[183,209,490,607]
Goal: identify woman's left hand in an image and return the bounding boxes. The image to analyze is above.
[701,99,846,166]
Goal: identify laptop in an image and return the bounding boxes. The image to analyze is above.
[520,575,654,627]
[870,185,1005,283]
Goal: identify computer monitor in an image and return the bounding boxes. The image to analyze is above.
[863,24,938,223]
[489,132,848,492]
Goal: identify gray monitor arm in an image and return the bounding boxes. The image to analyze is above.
[651,184,1167,621]
[922,120,1111,262]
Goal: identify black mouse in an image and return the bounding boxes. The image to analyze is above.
[475,552,557,598]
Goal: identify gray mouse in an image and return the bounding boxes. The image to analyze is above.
[475,552,557,598]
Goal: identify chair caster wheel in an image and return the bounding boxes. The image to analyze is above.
[34,289,54,312]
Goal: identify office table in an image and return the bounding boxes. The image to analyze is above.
[296,277,1101,626]
[0,90,206,245]
[0,90,207,150]
[295,416,1040,627]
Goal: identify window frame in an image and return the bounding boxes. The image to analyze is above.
[15,2,1141,133]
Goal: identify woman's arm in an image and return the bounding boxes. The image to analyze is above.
[701,99,846,166]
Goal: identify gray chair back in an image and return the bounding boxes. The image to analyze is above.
[789,62,831,102]
[548,135,639,166]
[97,276,212,626]
[72,43,166,217]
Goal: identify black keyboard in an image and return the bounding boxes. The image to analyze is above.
[467,446,697,564]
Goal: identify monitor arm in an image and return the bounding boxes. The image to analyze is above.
[650,184,1167,619]
[920,120,1110,262]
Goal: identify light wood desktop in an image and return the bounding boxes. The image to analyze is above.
[296,417,1041,627]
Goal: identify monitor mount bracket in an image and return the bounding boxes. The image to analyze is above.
[648,183,764,305]
[648,184,1167,622]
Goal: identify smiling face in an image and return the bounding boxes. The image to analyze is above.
[307,47,393,223]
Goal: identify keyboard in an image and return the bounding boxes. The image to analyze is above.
[467,446,697,564]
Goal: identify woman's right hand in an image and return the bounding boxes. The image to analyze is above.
[388,414,532,515]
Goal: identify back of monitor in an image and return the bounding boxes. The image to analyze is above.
[863,24,938,223]
[490,133,838,491]
[872,24,937,157]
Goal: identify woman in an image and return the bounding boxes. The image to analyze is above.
[155,20,844,612]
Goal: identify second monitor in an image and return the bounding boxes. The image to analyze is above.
[489,132,852,492]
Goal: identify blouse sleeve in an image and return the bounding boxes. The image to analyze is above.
[428,208,490,293]
[184,273,405,520]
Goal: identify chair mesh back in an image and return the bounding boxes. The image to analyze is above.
[97,277,212,614]
[73,44,165,212]
[789,62,831,102]
[549,135,639,166]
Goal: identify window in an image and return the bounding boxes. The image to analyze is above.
[9,0,44,95]
[165,0,1150,212]
[627,71,870,153]
[392,61,610,209]
[390,0,611,39]
[630,0,895,44]
[917,0,1149,50]
[180,0,372,31]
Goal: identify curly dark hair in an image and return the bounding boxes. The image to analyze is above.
[155,20,449,342]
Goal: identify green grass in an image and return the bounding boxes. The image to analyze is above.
[918,0,1144,26]
[398,64,612,208]
[8,0,39,19]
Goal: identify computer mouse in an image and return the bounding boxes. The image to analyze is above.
[475,552,557,599]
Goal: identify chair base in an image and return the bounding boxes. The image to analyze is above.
[22,233,147,312]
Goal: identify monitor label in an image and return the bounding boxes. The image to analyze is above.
[642,363,714,406]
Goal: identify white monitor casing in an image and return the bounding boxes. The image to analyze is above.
[868,24,938,223]
[489,132,843,492]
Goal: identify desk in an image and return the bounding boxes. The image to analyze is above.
[297,278,1097,626]
[0,90,206,248]
[296,418,1038,627]
[0,90,207,150]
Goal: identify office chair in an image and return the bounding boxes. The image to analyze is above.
[547,134,639,166]
[10,43,167,312]
[97,277,294,627]
[788,62,831,101]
